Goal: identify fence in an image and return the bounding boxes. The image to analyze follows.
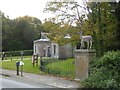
[40,58,75,79]
[1,50,33,60]
[1,51,75,79]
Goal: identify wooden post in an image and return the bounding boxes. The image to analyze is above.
[40,56,43,71]
[11,54,12,61]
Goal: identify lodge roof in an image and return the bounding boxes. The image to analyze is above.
[34,38,50,43]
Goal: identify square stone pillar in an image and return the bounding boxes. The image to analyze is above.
[75,49,96,81]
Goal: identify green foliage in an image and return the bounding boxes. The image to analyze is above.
[86,2,118,56]
[83,2,120,57]
[114,2,120,50]
[2,14,42,51]
[43,2,86,45]
[81,51,120,88]
[42,20,80,45]
[44,2,84,26]
[44,1,120,57]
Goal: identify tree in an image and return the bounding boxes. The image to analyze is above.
[16,15,43,38]
[42,19,80,45]
[114,1,120,50]
[86,2,118,56]
[2,14,43,51]
[2,12,12,51]
[44,1,119,57]
[11,16,43,50]
[44,2,87,46]
[45,1,87,27]
[0,11,2,51]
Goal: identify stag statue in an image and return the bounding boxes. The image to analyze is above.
[80,31,92,49]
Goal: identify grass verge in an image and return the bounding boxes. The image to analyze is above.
[0,56,43,74]
[45,58,75,78]
[0,56,75,79]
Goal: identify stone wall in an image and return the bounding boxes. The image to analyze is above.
[75,49,96,81]
[59,43,74,59]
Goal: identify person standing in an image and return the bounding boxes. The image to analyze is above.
[2,52,5,60]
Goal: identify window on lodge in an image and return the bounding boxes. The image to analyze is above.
[35,45,36,54]
[54,45,56,55]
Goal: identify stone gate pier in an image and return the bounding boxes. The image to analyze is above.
[75,49,96,81]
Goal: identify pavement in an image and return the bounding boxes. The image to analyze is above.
[0,68,80,88]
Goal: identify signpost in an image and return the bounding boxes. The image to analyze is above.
[20,51,24,61]
[10,53,12,61]
[20,61,24,76]
[20,51,24,76]
[16,51,24,76]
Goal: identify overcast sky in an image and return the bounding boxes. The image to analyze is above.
[0,0,54,22]
[0,0,85,22]
[0,0,119,23]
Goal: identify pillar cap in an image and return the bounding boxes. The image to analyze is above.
[75,49,96,53]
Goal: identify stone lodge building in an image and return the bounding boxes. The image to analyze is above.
[33,32,74,59]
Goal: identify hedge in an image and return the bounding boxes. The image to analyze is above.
[2,50,33,57]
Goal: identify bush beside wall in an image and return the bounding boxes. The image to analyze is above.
[81,51,120,88]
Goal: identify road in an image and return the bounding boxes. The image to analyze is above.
[0,68,79,89]
[0,77,56,88]
[0,77,77,90]
[0,77,74,90]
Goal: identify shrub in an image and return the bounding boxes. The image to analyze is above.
[81,51,120,89]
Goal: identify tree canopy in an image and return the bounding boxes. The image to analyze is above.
[1,12,43,51]
[43,1,120,57]
[1,1,120,56]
